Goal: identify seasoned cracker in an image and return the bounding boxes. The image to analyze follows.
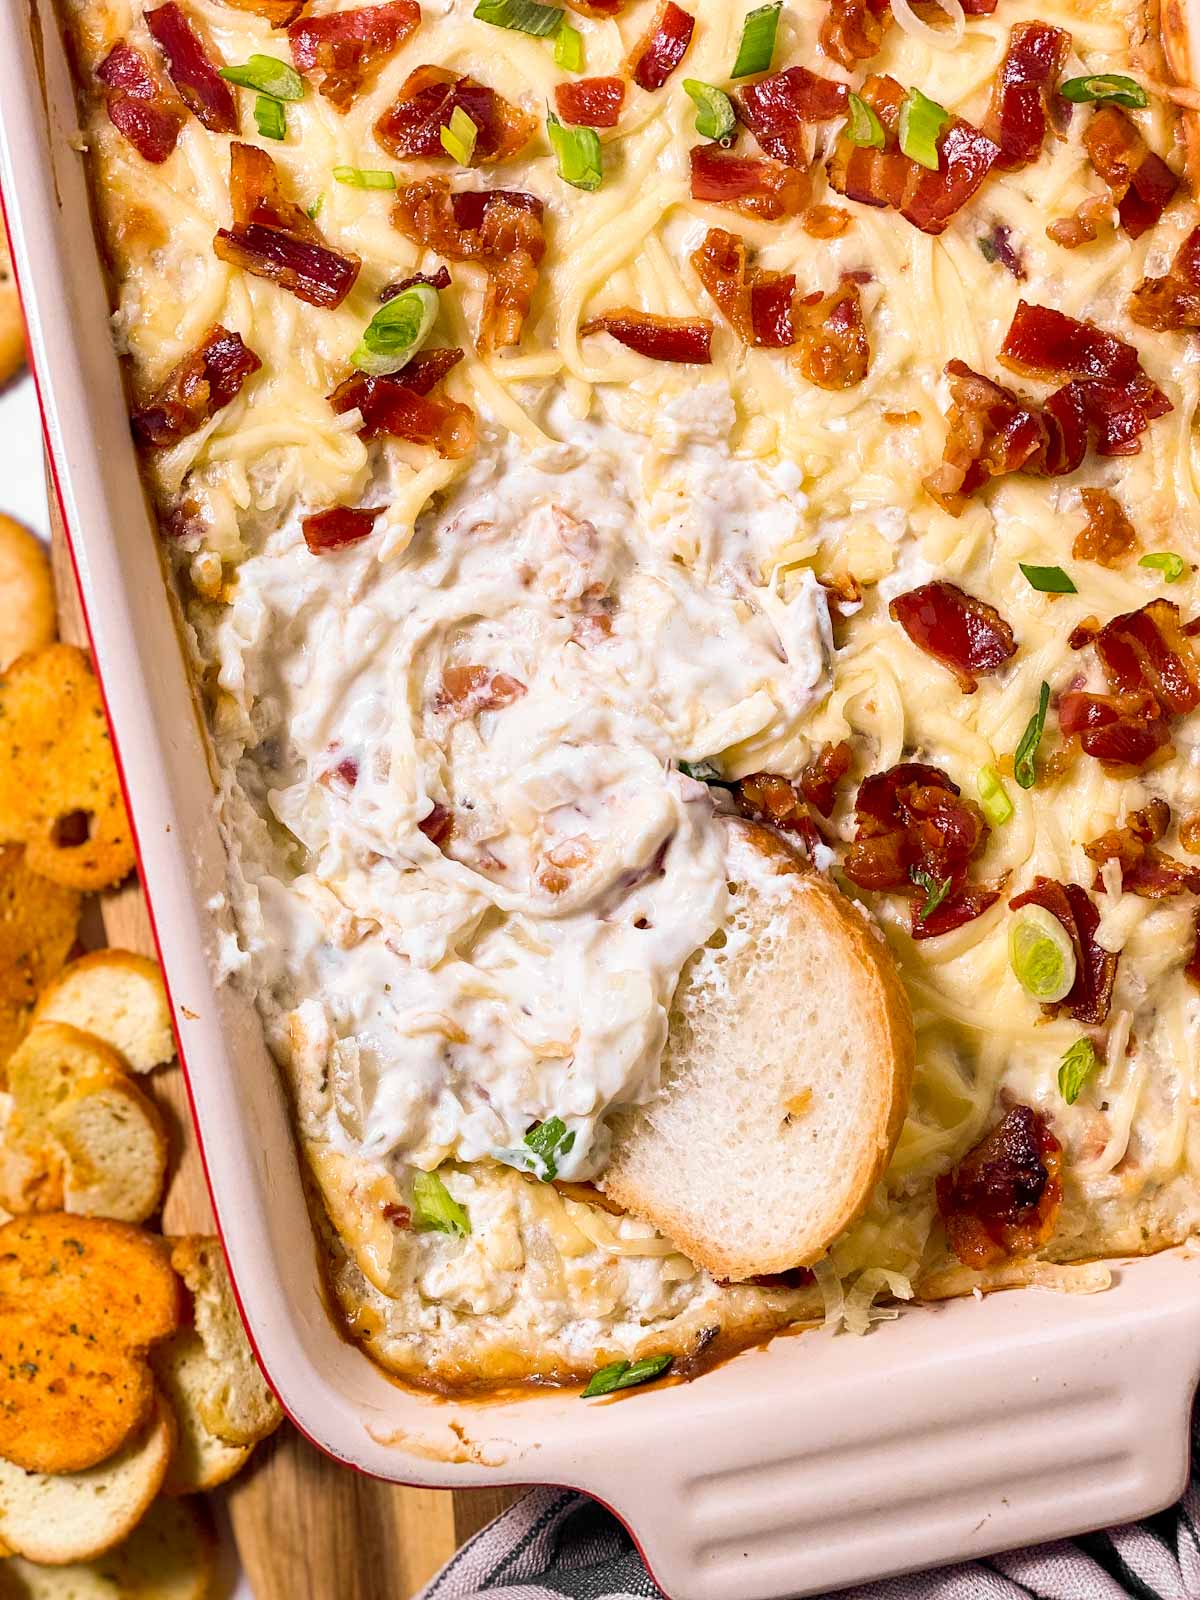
[0,238,24,390]
[0,646,135,891]
[0,519,53,673]
[0,847,80,1018]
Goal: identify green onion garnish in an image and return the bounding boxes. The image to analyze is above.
[582,1353,673,1398]
[1140,551,1187,582]
[254,95,286,140]
[910,865,951,925]
[494,1116,577,1183]
[219,54,305,101]
[683,80,736,141]
[1059,74,1148,109]
[440,106,478,165]
[846,92,885,149]
[1020,563,1077,594]
[1009,903,1076,1004]
[307,193,324,219]
[678,759,726,785]
[731,1,782,78]
[1013,680,1050,791]
[411,1170,471,1236]
[898,87,950,170]
[547,113,603,190]
[352,282,440,376]
[555,19,584,71]
[977,764,1013,828]
[1058,1036,1099,1104]
[334,166,397,189]
[474,0,563,36]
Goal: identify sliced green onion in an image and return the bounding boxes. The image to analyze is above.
[555,19,584,71]
[846,92,885,149]
[898,87,950,170]
[219,54,305,101]
[411,1170,471,1236]
[683,79,736,141]
[582,1353,673,1398]
[547,112,603,191]
[1059,74,1148,109]
[977,764,1014,828]
[254,94,286,140]
[1140,551,1187,582]
[1058,1036,1099,1104]
[1009,902,1077,1004]
[731,1,782,78]
[1013,681,1050,791]
[494,1116,577,1183]
[439,106,478,165]
[678,759,726,785]
[1020,563,1077,594]
[334,166,397,189]
[307,192,325,220]
[910,865,951,925]
[352,282,439,376]
[474,0,563,36]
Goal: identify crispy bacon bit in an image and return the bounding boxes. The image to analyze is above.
[915,881,1007,941]
[799,740,853,818]
[1084,106,1180,240]
[803,204,851,238]
[382,265,452,299]
[923,361,1054,515]
[691,228,796,347]
[794,282,869,389]
[1130,226,1200,331]
[1077,598,1200,716]
[1058,689,1171,770]
[96,41,186,164]
[214,143,361,309]
[581,309,713,363]
[1009,878,1117,1023]
[1047,194,1115,250]
[1187,909,1200,988]
[381,1202,412,1228]
[554,76,626,128]
[889,580,1017,692]
[376,66,536,165]
[1085,798,1200,897]
[216,0,305,26]
[435,665,527,717]
[736,67,849,166]
[937,1106,1063,1268]
[131,325,260,447]
[145,4,237,134]
[984,22,1069,172]
[392,179,545,351]
[418,802,453,846]
[826,74,999,236]
[733,773,821,854]
[979,222,1026,279]
[819,0,891,69]
[1073,488,1137,566]
[328,356,475,458]
[327,755,359,787]
[302,505,381,553]
[628,1,694,92]
[689,144,809,222]
[1181,812,1200,854]
[288,1,421,112]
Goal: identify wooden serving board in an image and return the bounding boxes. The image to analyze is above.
[48,491,518,1597]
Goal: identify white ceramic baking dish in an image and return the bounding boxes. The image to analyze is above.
[3,4,1200,1594]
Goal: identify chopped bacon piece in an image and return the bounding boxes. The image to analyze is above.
[1187,909,1200,989]
[96,41,186,164]
[214,143,361,309]
[329,356,475,458]
[913,880,1007,941]
[392,179,545,351]
[216,0,305,26]
[735,67,849,166]
[1077,598,1200,716]
[803,204,851,238]
[794,282,869,389]
[1073,488,1137,566]
[733,773,821,854]
[889,580,1017,691]
[302,505,381,553]
[1180,812,1200,854]
[984,22,1069,173]
[904,119,1003,235]
[923,361,1052,514]
[628,1,694,92]
[554,76,626,128]
[1085,798,1200,897]
[1046,194,1115,251]
[131,325,260,447]
[145,4,237,134]
[1084,106,1180,240]
[376,66,536,165]
[979,222,1026,279]
[418,802,454,846]
[937,1106,1063,1268]
[1130,226,1200,331]
[799,740,853,818]
[581,309,713,363]
[1058,689,1172,770]
[382,265,452,299]
[691,228,796,347]
[1009,878,1117,1023]
[689,144,809,222]
[435,665,527,717]
[819,0,891,69]
[288,1,421,112]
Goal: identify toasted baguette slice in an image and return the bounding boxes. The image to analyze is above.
[600,821,915,1281]
[151,1331,253,1494]
[32,953,174,1076]
[0,1394,176,1566]
[0,1496,213,1598]
[50,1073,167,1224]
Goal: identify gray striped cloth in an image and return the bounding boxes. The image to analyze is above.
[417,1410,1200,1600]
